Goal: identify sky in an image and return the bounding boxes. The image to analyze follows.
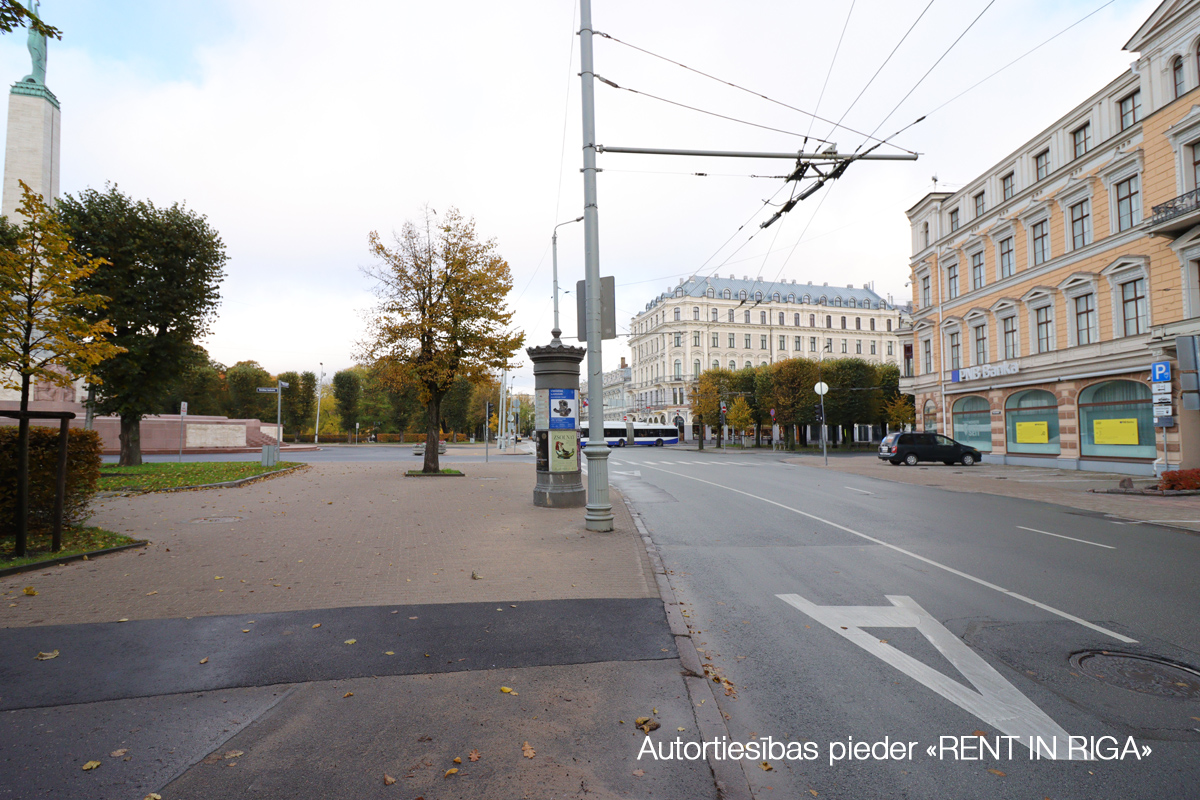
[0,0,1163,396]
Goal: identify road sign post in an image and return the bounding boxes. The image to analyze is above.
[815,381,829,467]
[178,401,187,462]
[257,382,287,465]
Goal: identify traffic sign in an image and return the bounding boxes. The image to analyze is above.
[720,401,727,414]
[1155,415,1175,428]
[179,401,188,415]
[770,408,776,418]
[1151,361,1171,382]
[256,387,277,393]
[1153,403,1173,417]
[814,382,829,396]
[1152,383,1172,400]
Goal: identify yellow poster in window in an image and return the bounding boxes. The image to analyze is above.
[1093,418,1139,446]
[1014,421,1049,443]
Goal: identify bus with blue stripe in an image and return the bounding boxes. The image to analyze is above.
[579,422,680,447]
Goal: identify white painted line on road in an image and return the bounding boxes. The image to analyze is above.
[845,486,873,495]
[778,593,1076,758]
[635,463,1137,644]
[1016,526,1115,549]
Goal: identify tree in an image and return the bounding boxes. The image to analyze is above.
[883,392,915,429]
[298,371,318,433]
[0,1,60,39]
[359,207,523,472]
[278,371,303,435]
[152,344,226,417]
[691,367,733,449]
[442,375,474,440]
[726,396,754,441]
[225,361,273,421]
[771,357,819,448]
[331,369,361,436]
[59,184,226,465]
[822,359,879,446]
[0,183,121,556]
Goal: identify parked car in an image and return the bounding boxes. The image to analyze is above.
[413,440,447,455]
[878,432,981,466]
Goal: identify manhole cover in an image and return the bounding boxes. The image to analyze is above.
[187,516,243,524]
[1070,651,1200,699]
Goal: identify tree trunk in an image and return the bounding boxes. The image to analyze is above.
[14,374,31,557]
[424,394,444,473]
[697,419,704,450]
[119,414,143,466]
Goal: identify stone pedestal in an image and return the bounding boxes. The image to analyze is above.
[529,340,586,508]
[2,80,59,219]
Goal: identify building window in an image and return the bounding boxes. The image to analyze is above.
[953,396,992,452]
[1174,56,1185,99]
[723,289,731,299]
[674,308,681,321]
[921,275,931,307]
[923,399,937,432]
[810,337,817,352]
[794,313,800,326]
[760,311,767,324]
[711,331,719,346]
[739,290,747,300]
[949,332,961,369]
[728,333,735,347]
[1079,380,1155,458]
[840,339,848,353]
[745,361,752,369]
[841,316,847,329]
[779,335,787,350]
[693,360,701,378]
[712,359,719,370]
[999,237,1014,278]
[728,309,735,322]
[1074,293,1095,345]
[1002,316,1018,359]
[870,341,876,355]
[1002,172,1014,200]
[922,340,932,373]
[949,208,960,231]
[974,192,985,217]
[744,334,751,348]
[973,324,987,364]
[887,341,894,355]
[693,307,700,320]
[855,317,861,330]
[760,335,768,350]
[673,332,682,347]
[1069,200,1090,250]
[1072,123,1091,159]
[886,319,892,332]
[1119,91,1141,130]
[809,313,815,326]
[1035,149,1050,180]
[1192,143,1200,191]
[947,263,959,300]
[1005,389,1060,455]
[1116,176,1140,232]
[729,360,736,370]
[711,308,718,321]
[755,291,763,301]
[1121,278,1147,336]
[693,331,701,347]
[971,251,985,290]
[795,336,802,351]
[1032,219,1049,265]
[778,312,785,325]
[855,340,862,355]
[744,310,751,323]
[826,314,832,328]
[1035,306,1053,353]
[674,360,682,379]
[922,221,930,248]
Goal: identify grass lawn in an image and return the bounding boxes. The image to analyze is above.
[405,468,463,476]
[97,461,301,492]
[1,525,140,570]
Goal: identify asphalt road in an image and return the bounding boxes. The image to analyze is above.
[608,446,1200,800]
[102,443,535,464]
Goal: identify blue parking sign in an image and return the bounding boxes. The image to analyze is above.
[1151,361,1171,382]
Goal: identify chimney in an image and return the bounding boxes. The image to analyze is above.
[757,275,764,282]
[620,357,627,368]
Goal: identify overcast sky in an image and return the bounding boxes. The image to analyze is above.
[0,0,1161,395]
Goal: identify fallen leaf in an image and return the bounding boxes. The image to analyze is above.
[144,794,162,800]
[22,586,37,596]
[224,750,243,759]
[214,576,222,580]
[501,686,513,693]
[82,760,101,771]
[972,730,988,737]
[117,618,129,623]
[201,755,221,765]
[312,623,321,629]
[110,749,127,757]
[468,749,480,762]
[344,639,356,645]
[652,707,658,714]
[242,629,250,633]
[635,716,651,725]
[453,757,461,764]
[987,768,1006,777]
[444,768,458,777]
[809,790,819,797]
[385,651,395,656]
[677,727,686,732]
[522,742,535,759]
[760,761,773,772]
[633,768,645,777]
[34,650,59,661]
[343,692,354,698]
[409,616,418,619]
[639,721,660,734]
[383,774,396,785]
[145,591,157,596]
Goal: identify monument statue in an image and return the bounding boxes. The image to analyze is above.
[22,1,47,86]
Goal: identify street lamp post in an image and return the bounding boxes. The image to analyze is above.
[314,362,324,444]
[551,216,584,343]
[816,342,832,467]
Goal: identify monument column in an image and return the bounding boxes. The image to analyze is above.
[2,0,60,219]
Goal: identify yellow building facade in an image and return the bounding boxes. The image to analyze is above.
[901,0,1200,475]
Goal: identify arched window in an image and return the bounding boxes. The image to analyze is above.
[819,295,827,305]
[674,359,682,379]
[745,361,752,369]
[1079,380,1155,458]
[887,319,893,331]
[772,292,780,302]
[711,308,718,321]
[1174,56,1186,99]
[729,360,736,370]
[711,359,719,370]
[803,294,811,304]
[673,308,681,321]
[834,297,842,307]
[693,307,700,320]
[923,399,938,432]
[855,317,861,330]
[675,287,684,297]
[788,293,795,303]
[693,360,701,378]
[809,314,815,326]
[739,290,747,300]
[728,309,734,322]
[794,313,800,326]
[755,291,763,301]
[869,318,876,331]
[1004,389,1060,455]
[952,396,992,451]
[706,287,715,298]
[840,316,847,329]
[723,289,732,299]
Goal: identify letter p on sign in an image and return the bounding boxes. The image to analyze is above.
[1151,361,1171,382]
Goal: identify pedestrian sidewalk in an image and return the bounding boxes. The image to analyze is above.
[783,453,1200,532]
[0,462,721,800]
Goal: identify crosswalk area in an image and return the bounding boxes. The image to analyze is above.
[609,459,762,467]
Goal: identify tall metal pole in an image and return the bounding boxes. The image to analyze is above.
[314,363,323,444]
[579,0,613,531]
[552,216,584,344]
[499,367,508,451]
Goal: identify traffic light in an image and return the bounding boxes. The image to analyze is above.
[813,403,824,423]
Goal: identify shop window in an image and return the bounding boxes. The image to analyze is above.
[922,400,937,432]
[1079,380,1155,459]
[952,395,992,452]
[1004,389,1060,455]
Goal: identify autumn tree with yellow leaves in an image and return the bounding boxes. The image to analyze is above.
[359,208,523,472]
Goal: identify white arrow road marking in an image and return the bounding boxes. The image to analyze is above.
[778,593,1079,759]
[1016,526,1115,549]
[845,486,873,495]
[633,463,1136,644]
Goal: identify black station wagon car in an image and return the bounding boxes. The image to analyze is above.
[878,432,982,466]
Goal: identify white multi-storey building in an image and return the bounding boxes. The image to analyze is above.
[627,275,908,432]
[579,358,632,423]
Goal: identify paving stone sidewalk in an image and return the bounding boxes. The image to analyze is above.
[1,462,656,626]
[783,453,1200,532]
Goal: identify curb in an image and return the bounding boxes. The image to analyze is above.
[104,464,307,495]
[0,539,148,578]
[624,498,753,800]
[404,471,466,477]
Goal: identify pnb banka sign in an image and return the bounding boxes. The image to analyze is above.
[951,361,1020,383]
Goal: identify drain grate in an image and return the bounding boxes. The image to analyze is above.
[187,516,244,524]
[1070,651,1200,699]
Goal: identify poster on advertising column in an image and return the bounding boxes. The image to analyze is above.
[549,430,578,472]
[1093,418,1139,445]
[1014,420,1049,444]
[548,388,577,429]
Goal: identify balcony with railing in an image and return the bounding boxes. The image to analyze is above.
[1149,188,1200,236]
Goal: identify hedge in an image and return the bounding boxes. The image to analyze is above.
[0,425,102,535]
[1161,468,1200,491]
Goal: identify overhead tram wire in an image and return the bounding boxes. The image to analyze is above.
[594,31,915,154]
[806,0,856,138]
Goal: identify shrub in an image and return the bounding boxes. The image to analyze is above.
[0,425,102,535]
[1160,468,1200,491]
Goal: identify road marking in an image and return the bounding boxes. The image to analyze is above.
[845,486,873,495]
[634,463,1136,643]
[1016,526,1115,549]
[778,594,1077,758]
